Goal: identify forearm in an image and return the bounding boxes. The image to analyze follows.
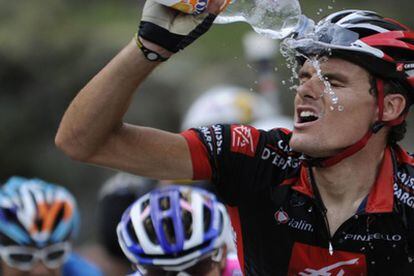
[56,39,159,160]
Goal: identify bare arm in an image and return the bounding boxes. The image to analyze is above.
[55,40,193,179]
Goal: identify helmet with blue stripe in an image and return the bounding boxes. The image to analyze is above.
[0,176,79,247]
[117,185,230,271]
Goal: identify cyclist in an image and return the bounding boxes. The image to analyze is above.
[181,85,277,130]
[56,4,414,275]
[117,185,241,275]
[0,176,102,276]
[80,173,157,275]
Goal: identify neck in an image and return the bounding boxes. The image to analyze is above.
[312,136,387,208]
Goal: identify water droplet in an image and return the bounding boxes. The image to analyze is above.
[354,215,359,219]
[338,105,344,111]
[328,5,333,9]
[274,67,278,72]
[281,80,286,85]
[308,206,313,212]
[360,247,366,252]
[371,260,375,265]
[254,80,258,84]
[392,244,397,248]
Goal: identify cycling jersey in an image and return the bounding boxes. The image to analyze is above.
[223,252,242,276]
[63,253,103,276]
[181,124,414,275]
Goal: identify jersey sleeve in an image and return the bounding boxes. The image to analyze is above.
[181,124,300,206]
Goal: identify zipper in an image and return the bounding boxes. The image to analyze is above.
[308,167,335,255]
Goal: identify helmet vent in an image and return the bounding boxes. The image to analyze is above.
[126,220,140,245]
[162,218,176,245]
[203,205,212,232]
[144,216,158,245]
[159,197,170,211]
[182,209,193,239]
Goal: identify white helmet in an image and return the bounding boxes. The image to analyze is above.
[252,116,293,131]
[117,185,230,272]
[181,86,277,130]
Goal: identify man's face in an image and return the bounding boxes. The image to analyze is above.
[1,260,61,276]
[289,57,377,157]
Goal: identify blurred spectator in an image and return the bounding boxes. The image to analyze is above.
[243,31,293,130]
[0,176,102,276]
[117,185,242,275]
[181,85,277,130]
[80,173,157,275]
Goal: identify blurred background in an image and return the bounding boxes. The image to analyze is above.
[1,0,413,243]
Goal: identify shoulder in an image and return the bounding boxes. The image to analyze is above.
[394,145,414,208]
[63,253,103,276]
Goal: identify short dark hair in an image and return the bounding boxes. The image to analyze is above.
[369,76,410,144]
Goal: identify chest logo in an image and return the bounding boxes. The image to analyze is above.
[288,242,366,276]
[274,210,289,224]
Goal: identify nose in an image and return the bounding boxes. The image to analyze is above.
[295,76,324,101]
[30,261,51,276]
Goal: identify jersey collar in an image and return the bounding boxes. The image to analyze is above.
[290,147,395,214]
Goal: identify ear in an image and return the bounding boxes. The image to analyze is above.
[381,94,406,122]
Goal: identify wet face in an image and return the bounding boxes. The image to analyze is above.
[289,57,377,157]
[1,260,61,276]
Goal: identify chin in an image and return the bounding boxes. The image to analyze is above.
[289,133,331,157]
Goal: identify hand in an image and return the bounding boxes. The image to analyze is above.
[138,0,224,58]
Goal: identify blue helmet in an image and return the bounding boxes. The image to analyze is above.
[0,176,80,247]
[117,185,230,271]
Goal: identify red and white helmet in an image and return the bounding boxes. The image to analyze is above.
[291,9,414,104]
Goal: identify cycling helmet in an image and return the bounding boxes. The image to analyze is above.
[98,173,157,259]
[286,10,414,167]
[181,85,276,130]
[289,9,414,98]
[117,185,230,271]
[0,177,79,247]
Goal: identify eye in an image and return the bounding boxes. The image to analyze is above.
[323,76,342,88]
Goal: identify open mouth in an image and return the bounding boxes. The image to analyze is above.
[298,110,319,124]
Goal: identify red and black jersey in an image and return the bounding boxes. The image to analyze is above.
[181,124,414,275]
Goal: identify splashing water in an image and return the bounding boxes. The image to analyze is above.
[280,37,344,112]
[215,0,302,39]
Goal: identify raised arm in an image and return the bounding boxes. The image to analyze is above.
[55,0,223,179]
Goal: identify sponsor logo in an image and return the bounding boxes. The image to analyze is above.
[288,218,314,232]
[230,125,259,157]
[211,124,223,155]
[343,233,402,242]
[194,0,208,14]
[199,126,213,153]
[198,125,224,155]
[288,242,366,276]
[396,62,414,71]
[397,171,414,189]
[274,210,314,232]
[261,148,300,169]
[394,183,414,208]
[274,210,289,224]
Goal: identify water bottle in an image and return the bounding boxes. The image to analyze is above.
[152,0,314,39]
[215,0,312,39]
